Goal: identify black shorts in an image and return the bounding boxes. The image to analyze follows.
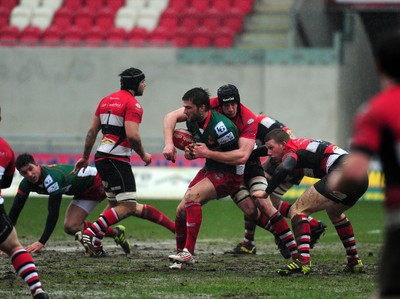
[244,157,265,183]
[0,204,14,243]
[95,153,136,195]
[379,227,400,296]
[314,158,369,206]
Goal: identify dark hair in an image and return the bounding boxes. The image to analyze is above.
[119,67,145,93]
[264,128,290,143]
[182,87,211,110]
[16,153,36,171]
[375,29,400,82]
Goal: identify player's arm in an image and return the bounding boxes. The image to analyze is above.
[265,155,297,195]
[26,194,63,253]
[163,107,188,162]
[8,183,30,225]
[74,116,101,172]
[194,136,255,165]
[125,120,151,166]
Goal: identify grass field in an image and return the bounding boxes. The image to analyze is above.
[0,197,384,299]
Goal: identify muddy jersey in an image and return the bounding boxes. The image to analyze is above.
[266,138,348,194]
[186,109,243,174]
[95,89,143,160]
[0,137,15,204]
[351,85,400,208]
[210,97,257,140]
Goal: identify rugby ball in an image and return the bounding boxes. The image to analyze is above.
[173,128,195,151]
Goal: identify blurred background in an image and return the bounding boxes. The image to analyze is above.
[0,0,396,198]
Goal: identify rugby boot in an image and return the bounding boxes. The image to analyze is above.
[114,225,131,255]
[276,259,311,276]
[82,233,106,257]
[168,248,195,264]
[275,235,291,259]
[343,259,365,273]
[310,221,327,249]
[224,242,256,254]
[32,289,49,299]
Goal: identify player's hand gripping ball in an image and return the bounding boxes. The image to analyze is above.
[173,128,195,151]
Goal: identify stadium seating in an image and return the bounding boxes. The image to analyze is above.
[0,7,10,30]
[19,25,41,46]
[0,0,255,48]
[52,8,74,30]
[0,25,19,46]
[105,27,127,47]
[41,25,64,46]
[85,26,106,47]
[30,6,54,31]
[115,7,138,32]
[10,5,32,31]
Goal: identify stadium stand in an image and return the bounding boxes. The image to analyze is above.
[0,0,259,48]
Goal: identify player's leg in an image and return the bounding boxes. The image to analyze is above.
[132,202,175,233]
[252,191,298,260]
[0,207,48,298]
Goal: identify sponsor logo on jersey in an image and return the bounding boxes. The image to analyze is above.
[136,103,142,108]
[217,132,235,145]
[247,118,255,125]
[214,121,228,136]
[44,174,54,187]
[47,182,60,193]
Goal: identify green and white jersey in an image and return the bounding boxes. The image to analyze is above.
[187,110,243,174]
[17,164,98,197]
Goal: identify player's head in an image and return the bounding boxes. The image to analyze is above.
[217,84,241,119]
[182,87,210,122]
[375,29,400,82]
[264,129,290,162]
[16,153,41,184]
[119,67,146,95]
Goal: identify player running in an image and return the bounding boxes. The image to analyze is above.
[256,129,368,275]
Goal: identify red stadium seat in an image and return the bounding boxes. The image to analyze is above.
[52,8,74,30]
[41,25,64,46]
[0,25,19,46]
[74,7,94,31]
[190,0,210,12]
[213,27,235,48]
[63,0,84,11]
[170,27,191,48]
[158,8,179,30]
[202,9,223,31]
[95,8,115,30]
[191,27,212,48]
[84,26,106,47]
[169,0,190,10]
[0,0,18,11]
[212,0,232,12]
[223,8,245,33]
[148,26,171,46]
[127,27,148,46]
[0,7,11,30]
[104,0,124,13]
[83,0,104,10]
[19,25,41,46]
[232,0,254,14]
[179,9,201,31]
[105,27,126,47]
[63,25,85,46]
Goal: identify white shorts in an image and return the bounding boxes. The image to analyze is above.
[71,199,99,214]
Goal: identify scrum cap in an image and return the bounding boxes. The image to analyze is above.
[119,67,145,93]
[217,84,240,107]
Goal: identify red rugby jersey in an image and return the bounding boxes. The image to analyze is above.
[0,137,15,201]
[95,90,143,157]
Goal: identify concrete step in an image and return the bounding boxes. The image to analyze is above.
[245,13,290,32]
[254,0,294,13]
[237,32,288,49]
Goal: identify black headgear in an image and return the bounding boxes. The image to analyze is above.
[119,67,145,93]
[217,84,240,107]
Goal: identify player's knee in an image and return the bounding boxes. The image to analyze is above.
[64,223,79,235]
[231,187,250,205]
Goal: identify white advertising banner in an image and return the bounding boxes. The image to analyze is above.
[3,167,201,200]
